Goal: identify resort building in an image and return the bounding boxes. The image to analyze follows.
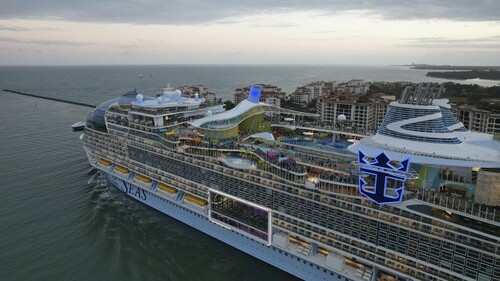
[234,84,286,105]
[292,81,335,105]
[334,79,370,95]
[291,80,371,106]
[453,105,500,135]
[316,96,388,134]
[178,85,217,104]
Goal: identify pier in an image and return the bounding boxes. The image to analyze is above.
[2,89,96,108]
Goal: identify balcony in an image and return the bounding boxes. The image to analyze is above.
[404,186,499,223]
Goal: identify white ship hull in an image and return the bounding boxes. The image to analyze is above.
[100,169,352,281]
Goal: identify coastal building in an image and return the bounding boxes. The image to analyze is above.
[292,81,335,105]
[290,80,371,107]
[317,96,388,134]
[380,94,397,102]
[262,96,281,108]
[178,85,217,104]
[452,105,500,135]
[234,84,286,106]
[334,79,370,95]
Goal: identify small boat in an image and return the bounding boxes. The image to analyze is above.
[134,173,152,183]
[98,158,112,167]
[138,73,144,78]
[71,121,86,131]
[114,165,130,174]
[318,247,331,256]
[157,183,178,194]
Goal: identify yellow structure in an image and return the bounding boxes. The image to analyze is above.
[157,183,178,194]
[318,247,331,256]
[289,237,311,248]
[134,174,152,183]
[184,194,208,207]
[114,165,130,174]
[98,158,112,166]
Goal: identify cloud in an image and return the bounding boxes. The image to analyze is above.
[209,51,243,57]
[0,25,29,31]
[0,36,140,49]
[0,24,55,31]
[0,1,499,25]
[288,38,333,42]
[399,35,500,49]
[0,36,94,46]
[246,22,298,28]
[314,30,337,34]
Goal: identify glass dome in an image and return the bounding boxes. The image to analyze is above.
[86,98,118,133]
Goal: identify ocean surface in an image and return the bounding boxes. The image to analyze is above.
[0,65,496,281]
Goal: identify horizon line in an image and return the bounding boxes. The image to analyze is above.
[1,62,499,67]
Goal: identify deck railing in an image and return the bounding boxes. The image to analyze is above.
[405,186,498,223]
[157,131,500,223]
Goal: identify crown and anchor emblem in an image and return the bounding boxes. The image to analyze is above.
[357,150,410,204]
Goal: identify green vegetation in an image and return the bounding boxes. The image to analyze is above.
[367,81,499,112]
[427,70,500,81]
[442,82,500,112]
[409,64,500,71]
[224,100,235,110]
[356,95,372,103]
[280,98,317,113]
[366,82,413,99]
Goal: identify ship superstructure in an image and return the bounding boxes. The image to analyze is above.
[82,84,499,281]
[349,83,499,167]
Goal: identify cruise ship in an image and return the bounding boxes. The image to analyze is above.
[82,83,500,281]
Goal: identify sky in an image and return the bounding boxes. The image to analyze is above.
[0,0,499,65]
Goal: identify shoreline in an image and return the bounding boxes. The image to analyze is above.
[426,70,500,81]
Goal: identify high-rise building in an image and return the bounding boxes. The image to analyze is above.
[292,81,335,105]
[453,105,500,135]
[317,97,388,134]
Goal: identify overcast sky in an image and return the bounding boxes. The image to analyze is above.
[1,0,499,65]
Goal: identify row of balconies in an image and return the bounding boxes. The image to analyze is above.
[85,129,499,257]
[272,216,443,281]
[275,213,487,281]
[285,185,500,257]
[88,132,498,280]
